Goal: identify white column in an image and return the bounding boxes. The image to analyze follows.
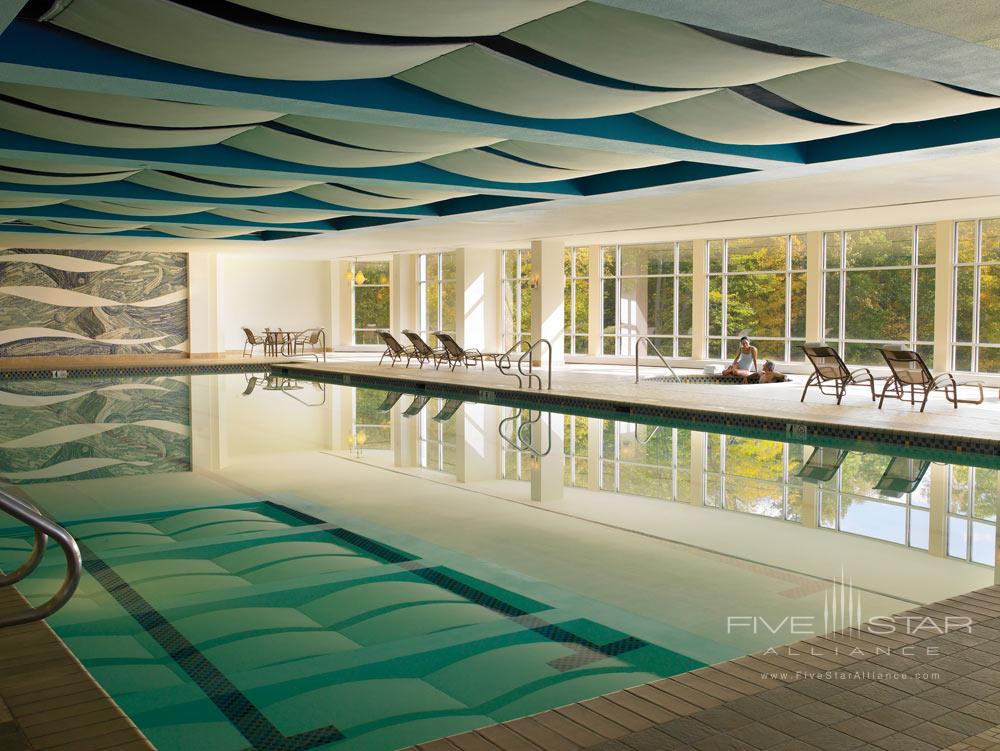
[392,408,418,467]
[331,261,353,348]
[800,483,820,527]
[530,411,564,502]
[455,403,499,483]
[934,220,955,371]
[530,239,565,365]
[188,251,223,357]
[690,240,707,360]
[928,463,949,558]
[587,246,603,356]
[456,248,498,351]
[391,253,417,335]
[805,231,824,343]
[587,417,602,491]
[688,430,706,504]
[190,375,220,470]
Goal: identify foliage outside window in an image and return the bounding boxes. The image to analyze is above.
[417,397,456,473]
[502,248,532,350]
[707,235,806,362]
[564,414,588,487]
[564,247,589,354]
[817,452,931,550]
[823,225,935,367]
[948,465,997,565]
[352,388,391,452]
[953,219,1000,372]
[501,407,532,481]
[352,260,390,345]
[602,241,694,358]
[705,434,804,520]
[601,420,691,502]
[417,253,457,341]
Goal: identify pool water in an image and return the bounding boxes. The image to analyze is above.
[0,372,996,751]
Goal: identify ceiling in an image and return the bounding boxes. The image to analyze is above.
[0,0,999,253]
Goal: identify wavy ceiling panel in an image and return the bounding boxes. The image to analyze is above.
[25,219,149,233]
[47,0,464,80]
[762,62,1000,124]
[148,225,257,239]
[66,199,216,216]
[211,207,343,224]
[397,45,712,119]
[0,197,66,209]
[228,0,579,36]
[426,149,589,182]
[297,183,468,210]
[0,160,140,185]
[491,141,675,171]
[639,90,872,145]
[505,2,838,88]
[127,171,317,198]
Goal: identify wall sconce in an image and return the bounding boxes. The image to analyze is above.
[529,272,540,288]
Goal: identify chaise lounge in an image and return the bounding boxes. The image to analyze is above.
[878,347,983,412]
[800,343,876,405]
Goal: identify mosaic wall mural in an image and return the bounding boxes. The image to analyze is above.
[0,376,191,484]
[0,249,188,357]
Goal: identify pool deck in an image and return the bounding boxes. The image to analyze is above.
[277,358,1000,454]
[408,585,1000,751]
[0,583,154,751]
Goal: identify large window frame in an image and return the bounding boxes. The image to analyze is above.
[417,397,456,473]
[947,465,998,565]
[706,234,806,362]
[417,252,456,341]
[600,420,689,502]
[822,225,935,367]
[351,260,390,345]
[602,241,694,358]
[703,434,804,521]
[564,247,589,355]
[501,248,532,350]
[953,219,1000,373]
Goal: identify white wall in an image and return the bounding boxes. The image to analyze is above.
[220,257,332,351]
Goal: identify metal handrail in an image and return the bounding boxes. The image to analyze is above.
[498,409,552,457]
[496,338,533,388]
[634,336,681,384]
[0,489,81,628]
[635,425,661,445]
[517,339,552,390]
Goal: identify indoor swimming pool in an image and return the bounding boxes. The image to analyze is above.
[0,372,996,751]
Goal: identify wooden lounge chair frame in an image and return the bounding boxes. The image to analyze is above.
[878,347,983,412]
[432,331,485,371]
[377,330,416,367]
[800,344,876,405]
[401,330,446,368]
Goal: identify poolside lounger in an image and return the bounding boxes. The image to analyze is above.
[431,399,464,422]
[874,457,930,497]
[401,395,431,417]
[878,347,983,412]
[796,447,849,483]
[375,392,403,412]
[800,343,876,405]
[401,330,446,368]
[377,330,416,367]
[432,331,487,370]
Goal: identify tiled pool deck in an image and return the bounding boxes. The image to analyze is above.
[406,586,1000,751]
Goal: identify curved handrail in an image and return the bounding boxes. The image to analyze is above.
[496,338,533,388]
[280,379,327,407]
[0,496,45,588]
[517,339,552,390]
[634,336,681,384]
[635,425,661,446]
[0,489,81,628]
[497,409,552,457]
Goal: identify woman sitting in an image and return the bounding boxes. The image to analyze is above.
[722,336,758,380]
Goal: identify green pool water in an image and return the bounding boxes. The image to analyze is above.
[0,372,995,751]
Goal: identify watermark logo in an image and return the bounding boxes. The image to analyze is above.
[823,569,862,635]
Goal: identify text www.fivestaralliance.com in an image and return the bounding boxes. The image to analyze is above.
[761,670,941,681]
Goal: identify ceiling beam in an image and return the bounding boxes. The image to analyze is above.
[0,20,803,170]
[597,0,1000,96]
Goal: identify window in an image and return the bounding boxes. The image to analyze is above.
[417,397,456,473]
[602,241,694,357]
[502,248,532,350]
[564,247,589,354]
[707,234,806,362]
[351,260,390,345]
[704,435,804,520]
[948,465,997,565]
[823,225,935,367]
[351,388,391,453]
[564,414,588,487]
[600,420,691,501]
[500,407,532,481]
[417,252,457,340]
[953,219,1000,372]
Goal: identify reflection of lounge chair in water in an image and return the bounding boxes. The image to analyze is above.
[402,395,430,417]
[375,392,403,412]
[797,447,849,482]
[875,457,930,497]
[431,399,463,422]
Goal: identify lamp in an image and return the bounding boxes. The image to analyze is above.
[354,269,366,285]
[529,272,540,288]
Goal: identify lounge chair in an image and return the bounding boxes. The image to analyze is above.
[800,344,876,405]
[375,392,403,412]
[878,347,983,412]
[433,331,486,370]
[431,399,464,422]
[377,330,416,367]
[401,330,446,368]
[242,327,267,357]
[874,457,930,497]
[796,447,849,483]
[402,395,430,417]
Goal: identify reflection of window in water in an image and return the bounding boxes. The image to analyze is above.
[600,420,691,502]
[948,466,998,565]
[501,408,530,482]
[818,452,930,549]
[705,434,804,521]
[564,415,588,488]
[417,398,456,473]
[351,388,392,452]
